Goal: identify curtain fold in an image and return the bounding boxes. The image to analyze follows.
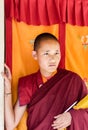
[5,0,88,26]
[67,0,88,26]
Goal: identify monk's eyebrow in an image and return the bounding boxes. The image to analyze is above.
[43,50,60,52]
[55,50,60,52]
[43,50,50,52]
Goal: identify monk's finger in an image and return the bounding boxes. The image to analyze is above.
[54,114,61,119]
[1,72,9,81]
[4,64,11,79]
[4,64,10,73]
[52,121,68,130]
[52,122,64,129]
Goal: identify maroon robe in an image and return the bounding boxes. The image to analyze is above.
[18,68,88,130]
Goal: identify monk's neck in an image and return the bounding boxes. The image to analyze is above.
[40,70,57,79]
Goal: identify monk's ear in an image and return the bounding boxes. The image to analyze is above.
[32,51,38,60]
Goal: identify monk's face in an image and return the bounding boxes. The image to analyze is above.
[32,39,61,77]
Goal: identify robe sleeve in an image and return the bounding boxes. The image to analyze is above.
[18,76,33,106]
[69,109,88,130]
[68,75,88,130]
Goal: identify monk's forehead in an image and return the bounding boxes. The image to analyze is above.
[39,39,59,46]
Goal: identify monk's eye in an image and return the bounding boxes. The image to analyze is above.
[55,52,59,55]
[44,52,49,55]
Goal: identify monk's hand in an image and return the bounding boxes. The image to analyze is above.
[1,64,12,94]
[52,112,72,130]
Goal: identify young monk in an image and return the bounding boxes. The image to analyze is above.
[2,33,88,130]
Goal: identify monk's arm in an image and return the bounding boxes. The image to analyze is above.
[52,108,88,130]
[52,112,72,129]
[2,64,27,130]
[5,97,27,130]
[53,108,88,130]
[69,108,88,129]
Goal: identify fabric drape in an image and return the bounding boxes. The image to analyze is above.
[5,0,88,26]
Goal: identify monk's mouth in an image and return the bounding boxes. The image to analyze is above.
[49,64,56,67]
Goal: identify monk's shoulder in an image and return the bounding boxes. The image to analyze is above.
[18,71,39,87]
[59,68,82,80]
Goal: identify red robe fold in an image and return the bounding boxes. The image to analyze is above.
[18,69,88,130]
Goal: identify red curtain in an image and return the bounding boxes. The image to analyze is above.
[5,0,88,26]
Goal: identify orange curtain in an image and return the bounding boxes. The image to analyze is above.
[66,24,88,88]
[12,19,59,130]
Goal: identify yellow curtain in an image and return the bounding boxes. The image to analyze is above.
[12,19,59,130]
[66,24,88,88]
[63,24,88,130]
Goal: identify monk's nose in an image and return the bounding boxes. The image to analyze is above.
[49,55,55,61]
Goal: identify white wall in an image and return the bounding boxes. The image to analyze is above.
[0,0,4,129]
